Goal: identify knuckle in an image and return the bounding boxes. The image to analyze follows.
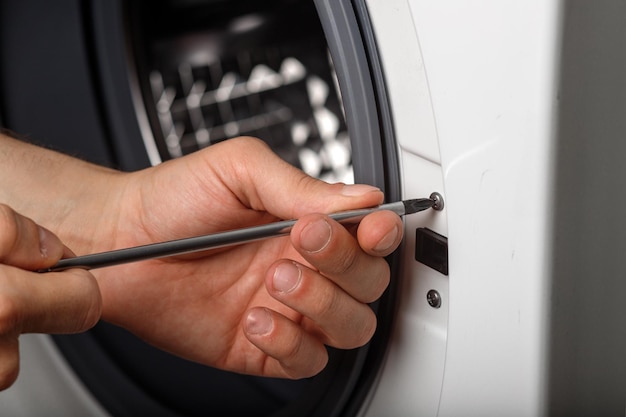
[81,294,103,330]
[356,309,377,347]
[280,334,327,379]
[310,287,341,319]
[362,262,391,304]
[230,136,271,154]
[332,246,359,276]
[282,330,306,363]
[67,270,102,331]
[332,306,377,349]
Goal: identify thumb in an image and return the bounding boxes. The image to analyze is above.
[212,137,385,219]
[0,204,65,271]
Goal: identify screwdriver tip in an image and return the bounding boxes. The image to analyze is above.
[402,193,444,215]
[402,198,435,214]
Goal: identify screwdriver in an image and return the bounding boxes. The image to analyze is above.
[40,196,441,273]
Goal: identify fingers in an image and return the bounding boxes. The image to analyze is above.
[266,260,377,348]
[199,136,386,219]
[0,266,102,335]
[290,211,403,303]
[0,205,102,390]
[244,307,328,379]
[0,265,102,390]
[0,204,66,270]
[244,210,403,378]
[356,210,406,257]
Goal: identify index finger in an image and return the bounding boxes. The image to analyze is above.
[0,265,102,335]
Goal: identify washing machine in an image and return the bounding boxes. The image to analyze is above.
[1,0,626,416]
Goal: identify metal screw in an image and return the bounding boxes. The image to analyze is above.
[430,192,444,211]
[426,289,442,309]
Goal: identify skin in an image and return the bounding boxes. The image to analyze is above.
[0,134,403,389]
[0,205,101,389]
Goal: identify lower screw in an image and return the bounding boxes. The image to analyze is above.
[426,289,442,309]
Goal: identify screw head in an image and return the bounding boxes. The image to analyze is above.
[429,192,444,211]
[426,289,442,308]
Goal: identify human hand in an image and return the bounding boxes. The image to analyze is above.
[0,205,101,390]
[73,137,403,379]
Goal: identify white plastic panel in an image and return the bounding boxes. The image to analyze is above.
[361,0,440,164]
[409,2,559,415]
[364,152,448,416]
[362,0,562,416]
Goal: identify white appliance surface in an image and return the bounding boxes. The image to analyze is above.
[361,0,556,415]
[361,1,626,416]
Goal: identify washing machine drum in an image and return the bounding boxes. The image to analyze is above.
[0,0,400,416]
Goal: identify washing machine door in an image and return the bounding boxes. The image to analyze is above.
[0,1,409,416]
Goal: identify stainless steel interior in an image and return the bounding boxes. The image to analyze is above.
[134,0,354,184]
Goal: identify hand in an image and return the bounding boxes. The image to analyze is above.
[0,205,101,390]
[91,137,403,379]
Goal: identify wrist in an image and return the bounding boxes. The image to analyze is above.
[0,133,129,255]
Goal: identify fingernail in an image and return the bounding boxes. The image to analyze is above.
[300,219,332,253]
[38,227,50,258]
[374,225,400,253]
[246,308,273,336]
[273,262,302,293]
[341,184,381,197]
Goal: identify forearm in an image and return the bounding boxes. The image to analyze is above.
[0,132,128,255]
